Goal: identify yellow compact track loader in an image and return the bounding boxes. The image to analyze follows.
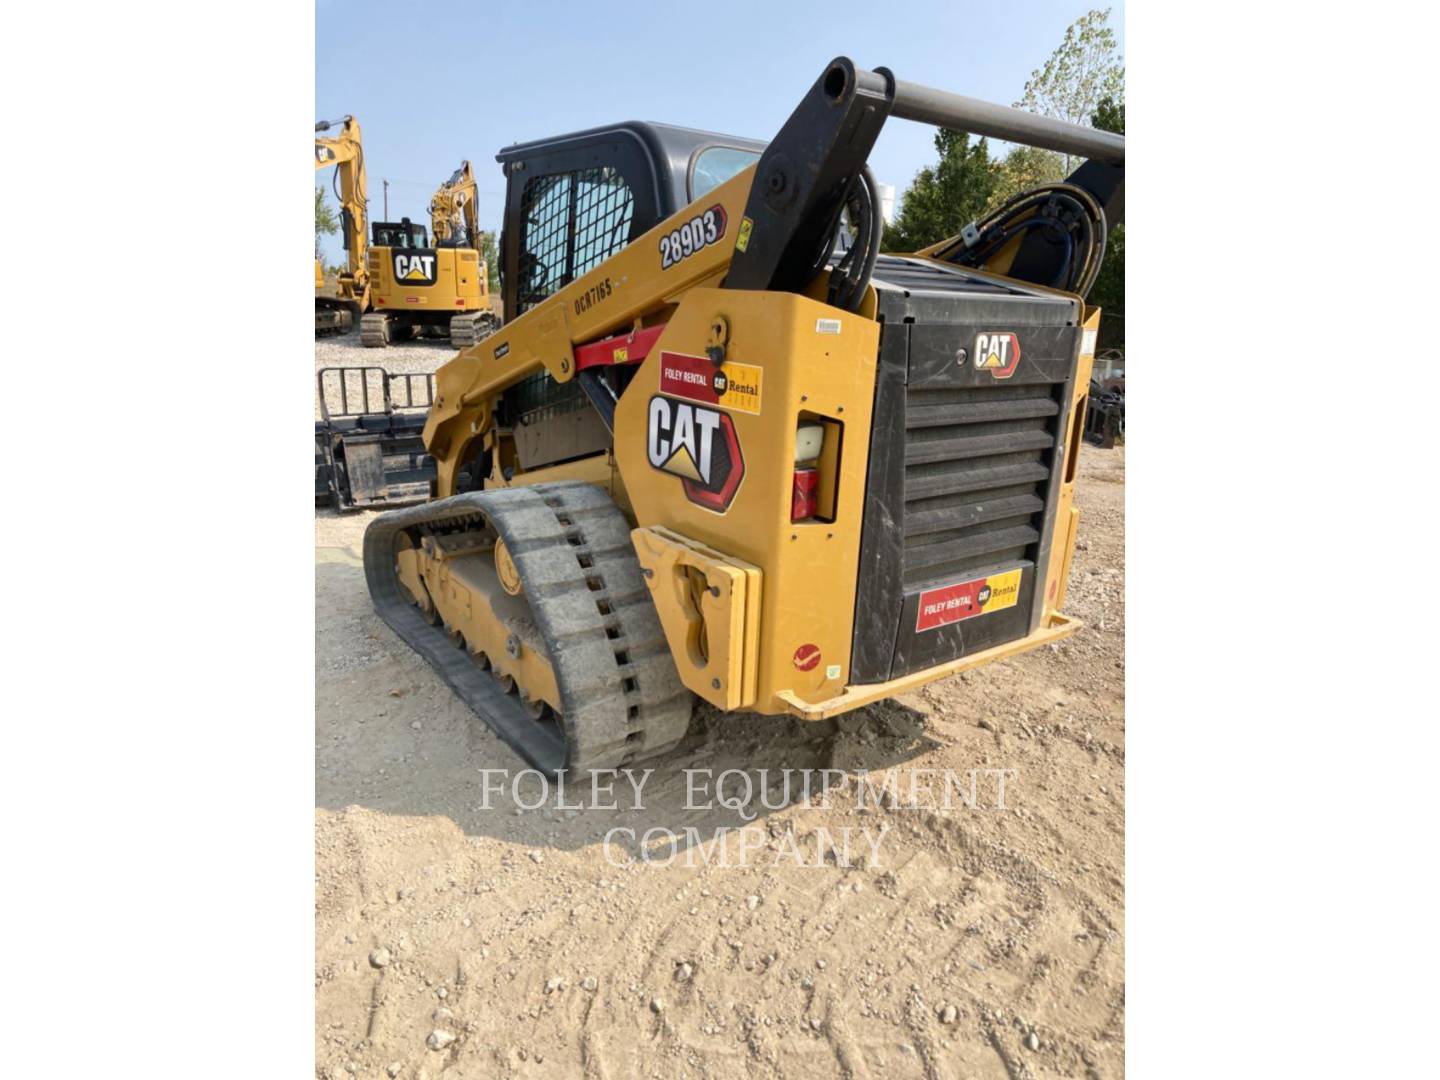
[362,59,1124,774]
[315,116,370,335]
[361,161,500,349]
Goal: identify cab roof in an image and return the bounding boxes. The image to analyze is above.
[496,120,766,218]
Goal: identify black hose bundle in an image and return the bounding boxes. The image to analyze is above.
[825,166,883,313]
[940,182,1107,299]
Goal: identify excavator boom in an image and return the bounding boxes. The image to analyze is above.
[315,115,370,333]
[429,161,480,247]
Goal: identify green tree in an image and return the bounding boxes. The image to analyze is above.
[987,145,1066,211]
[1091,95,1125,136]
[1006,11,1125,347]
[1088,94,1124,350]
[884,130,997,253]
[1089,223,1123,350]
[1016,8,1125,174]
[477,229,500,292]
[315,187,338,261]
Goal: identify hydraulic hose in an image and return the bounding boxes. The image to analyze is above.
[826,165,883,313]
[942,182,1107,298]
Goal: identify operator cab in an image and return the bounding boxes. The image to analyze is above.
[484,122,763,475]
[371,218,429,249]
[495,121,764,322]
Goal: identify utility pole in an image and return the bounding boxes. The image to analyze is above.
[383,179,389,220]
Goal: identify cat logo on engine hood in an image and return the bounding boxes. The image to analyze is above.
[974,331,1021,379]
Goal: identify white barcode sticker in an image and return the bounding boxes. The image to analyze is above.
[815,318,842,335]
[1081,328,1098,357]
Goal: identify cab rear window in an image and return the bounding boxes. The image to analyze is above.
[690,146,761,200]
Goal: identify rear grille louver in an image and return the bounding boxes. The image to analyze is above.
[849,256,1082,684]
[900,382,1062,588]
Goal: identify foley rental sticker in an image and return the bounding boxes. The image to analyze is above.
[657,351,763,415]
[915,569,1023,632]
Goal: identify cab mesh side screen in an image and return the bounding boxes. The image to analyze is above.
[504,369,587,427]
[517,166,635,313]
[508,166,636,428]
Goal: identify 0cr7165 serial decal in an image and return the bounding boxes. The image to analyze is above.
[660,204,727,269]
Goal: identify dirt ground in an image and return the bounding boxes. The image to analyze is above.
[315,333,1125,1078]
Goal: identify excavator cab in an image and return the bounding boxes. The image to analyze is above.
[371,218,429,249]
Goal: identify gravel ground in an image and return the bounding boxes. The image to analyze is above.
[315,393,1127,1079]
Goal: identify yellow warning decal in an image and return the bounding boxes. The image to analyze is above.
[736,216,754,253]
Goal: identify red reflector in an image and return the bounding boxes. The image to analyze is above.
[791,467,818,521]
[455,299,465,306]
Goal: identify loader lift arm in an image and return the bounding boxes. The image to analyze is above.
[423,58,1124,489]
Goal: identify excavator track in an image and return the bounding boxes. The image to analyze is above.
[316,300,358,337]
[449,311,499,350]
[360,312,392,348]
[364,481,694,774]
[315,311,351,336]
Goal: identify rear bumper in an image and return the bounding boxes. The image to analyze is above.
[777,612,1079,720]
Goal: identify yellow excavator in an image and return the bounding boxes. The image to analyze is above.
[314,115,369,335]
[361,59,1124,774]
[360,161,500,349]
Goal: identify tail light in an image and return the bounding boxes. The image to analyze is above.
[791,467,818,521]
[791,422,825,521]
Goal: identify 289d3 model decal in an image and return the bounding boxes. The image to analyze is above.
[659,204,727,269]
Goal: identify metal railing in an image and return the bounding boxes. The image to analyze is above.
[316,367,436,422]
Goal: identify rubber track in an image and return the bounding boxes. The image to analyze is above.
[364,482,694,775]
[449,311,498,349]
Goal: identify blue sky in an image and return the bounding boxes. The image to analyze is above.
[316,0,1123,265]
